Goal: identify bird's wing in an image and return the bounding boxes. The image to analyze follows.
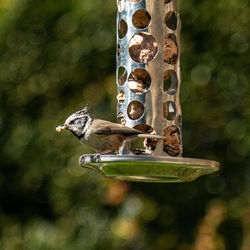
[90,119,142,135]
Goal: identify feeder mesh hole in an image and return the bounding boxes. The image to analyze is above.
[165,11,177,31]
[163,101,177,121]
[164,70,178,95]
[164,33,178,64]
[132,9,151,29]
[117,66,127,85]
[128,68,151,94]
[118,19,128,39]
[127,101,144,120]
[129,32,158,63]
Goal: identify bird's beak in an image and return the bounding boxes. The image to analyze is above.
[56,124,67,132]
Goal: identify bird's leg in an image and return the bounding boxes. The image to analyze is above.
[118,141,132,155]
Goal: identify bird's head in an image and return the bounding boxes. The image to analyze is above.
[56,107,93,139]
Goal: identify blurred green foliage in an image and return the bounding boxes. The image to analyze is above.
[0,0,249,249]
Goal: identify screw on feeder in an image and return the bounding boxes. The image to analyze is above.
[79,0,220,183]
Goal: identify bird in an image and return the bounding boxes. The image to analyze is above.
[56,107,165,155]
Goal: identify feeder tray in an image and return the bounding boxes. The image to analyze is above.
[80,155,219,183]
[80,0,220,182]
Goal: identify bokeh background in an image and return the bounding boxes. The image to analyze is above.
[0,0,249,249]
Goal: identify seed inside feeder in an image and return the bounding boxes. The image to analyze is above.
[132,9,151,29]
[117,112,126,125]
[117,44,121,56]
[128,68,151,94]
[129,32,158,63]
[164,34,178,64]
[127,101,144,120]
[117,90,125,103]
[163,126,182,156]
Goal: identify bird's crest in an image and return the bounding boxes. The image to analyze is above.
[65,106,89,124]
[75,106,89,116]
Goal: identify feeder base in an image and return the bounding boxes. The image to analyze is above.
[79,155,219,183]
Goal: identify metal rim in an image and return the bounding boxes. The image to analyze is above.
[80,154,219,168]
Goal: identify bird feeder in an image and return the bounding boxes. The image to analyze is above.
[80,0,219,182]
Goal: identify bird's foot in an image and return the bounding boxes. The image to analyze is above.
[92,153,101,162]
[79,155,86,165]
[79,154,101,165]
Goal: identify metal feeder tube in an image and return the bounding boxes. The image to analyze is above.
[80,0,220,183]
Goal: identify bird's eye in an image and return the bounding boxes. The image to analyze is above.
[71,121,75,124]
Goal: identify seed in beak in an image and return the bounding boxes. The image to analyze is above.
[56,124,67,132]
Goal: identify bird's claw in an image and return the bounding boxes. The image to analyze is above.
[79,154,101,165]
[79,155,86,165]
[92,153,101,162]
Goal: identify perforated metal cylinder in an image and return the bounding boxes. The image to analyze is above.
[116,0,182,156]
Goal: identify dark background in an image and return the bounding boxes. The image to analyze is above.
[0,0,249,249]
